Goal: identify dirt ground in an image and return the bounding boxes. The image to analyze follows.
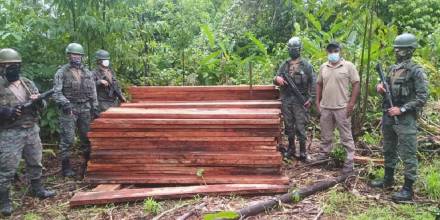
[5,139,440,220]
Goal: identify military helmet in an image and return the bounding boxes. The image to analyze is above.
[0,48,22,63]
[393,33,417,48]
[95,49,110,60]
[287,37,302,49]
[65,43,85,55]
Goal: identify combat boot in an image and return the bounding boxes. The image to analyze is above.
[30,179,56,199]
[81,150,91,178]
[62,158,76,177]
[392,178,414,202]
[370,167,394,190]
[0,188,12,216]
[299,141,308,162]
[283,137,297,160]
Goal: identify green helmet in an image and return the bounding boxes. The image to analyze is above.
[393,33,417,48]
[95,49,110,60]
[287,37,302,49]
[0,48,22,63]
[65,43,85,55]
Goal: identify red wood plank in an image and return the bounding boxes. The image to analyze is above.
[85,175,289,185]
[70,184,288,208]
[91,119,281,129]
[121,100,281,109]
[92,184,122,192]
[100,108,280,119]
[89,136,276,142]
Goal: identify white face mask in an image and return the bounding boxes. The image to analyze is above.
[101,60,110,67]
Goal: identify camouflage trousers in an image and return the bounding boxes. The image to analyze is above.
[0,125,42,189]
[382,113,418,181]
[281,101,309,142]
[98,99,119,113]
[59,102,92,160]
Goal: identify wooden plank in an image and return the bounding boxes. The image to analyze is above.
[70,183,288,208]
[92,144,277,154]
[89,158,282,167]
[86,169,280,176]
[91,118,281,129]
[92,184,122,192]
[88,131,280,138]
[90,141,277,151]
[89,137,276,142]
[87,165,280,175]
[85,175,290,185]
[90,151,281,160]
[354,156,384,165]
[100,108,280,119]
[121,100,281,109]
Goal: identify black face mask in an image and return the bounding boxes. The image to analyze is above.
[395,48,414,63]
[288,48,301,59]
[5,64,20,82]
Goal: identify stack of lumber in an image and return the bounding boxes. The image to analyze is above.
[86,86,288,185]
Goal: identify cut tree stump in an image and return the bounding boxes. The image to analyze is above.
[70,184,289,208]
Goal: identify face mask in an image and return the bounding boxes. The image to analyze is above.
[101,60,110,67]
[5,64,20,82]
[395,48,413,63]
[69,56,82,68]
[328,53,340,63]
[288,48,301,59]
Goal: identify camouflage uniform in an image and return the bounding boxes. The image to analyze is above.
[53,63,98,160]
[371,33,429,202]
[382,60,428,181]
[0,77,44,190]
[277,59,316,142]
[93,68,123,113]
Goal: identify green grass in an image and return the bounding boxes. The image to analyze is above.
[418,160,440,200]
[24,213,42,220]
[322,188,437,220]
[367,166,385,180]
[329,145,347,167]
[143,197,162,215]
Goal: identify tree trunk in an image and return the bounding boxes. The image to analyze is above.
[235,174,349,219]
[361,2,375,123]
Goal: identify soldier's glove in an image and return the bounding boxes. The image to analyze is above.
[62,103,73,115]
[11,106,22,119]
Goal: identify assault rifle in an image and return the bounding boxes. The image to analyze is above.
[103,75,126,102]
[21,89,54,109]
[375,63,399,125]
[281,72,308,106]
[11,89,54,120]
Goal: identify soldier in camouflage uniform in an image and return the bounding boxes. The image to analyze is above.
[371,33,429,202]
[0,48,56,216]
[273,37,316,162]
[93,49,126,113]
[53,43,99,177]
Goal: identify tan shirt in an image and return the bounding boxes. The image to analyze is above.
[317,60,360,109]
[8,80,28,103]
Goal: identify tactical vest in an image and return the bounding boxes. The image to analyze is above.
[386,61,422,109]
[60,64,95,103]
[93,68,118,102]
[279,59,312,102]
[0,77,39,129]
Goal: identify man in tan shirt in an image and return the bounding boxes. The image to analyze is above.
[316,42,360,174]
